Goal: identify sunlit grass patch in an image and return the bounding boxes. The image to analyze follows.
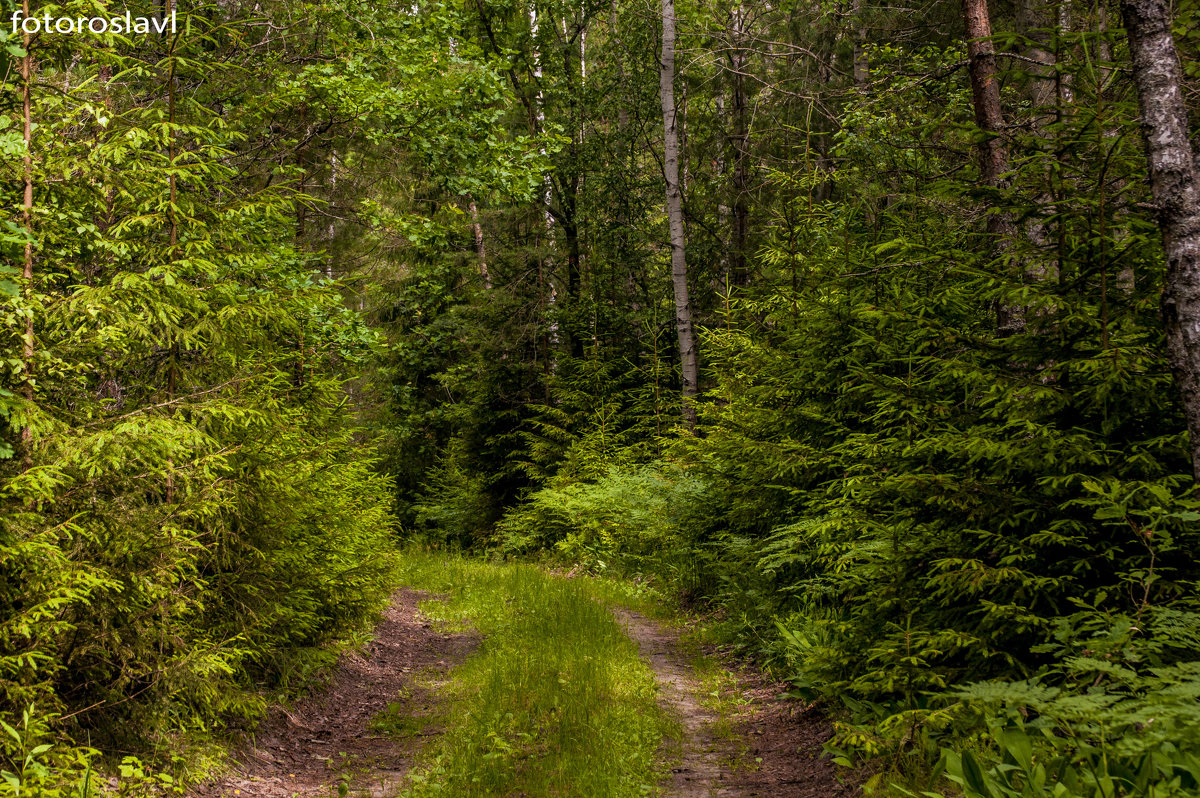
[369,684,437,740]
[577,571,671,619]
[393,552,677,797]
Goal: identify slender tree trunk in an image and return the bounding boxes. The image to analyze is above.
[660,0,699,426]
[729,3,750,288]
[1053,0,1076,284]
[562,20,585,358]
[963,0,1007,184]
[714,92,731,305]
[469,198,490,288]
[527,2,560,362]
[1017,0,1056,108]
[327,150,338,279]
[963,0,1023,333]
[96,61,117,286]
[611,0,629,130]
[1096,1,1115,92]
[1096,2,1135,295]
[1056,0,1074,106]
[166,0,178,503]
[1120,0,1200,483]
[851,0,869,88]
[19,0,34,469]
[1018,0,1058,282]
[565,214,584,357]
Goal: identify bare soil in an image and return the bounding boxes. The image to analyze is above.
[189,589,476,798]
[613,609,857,798]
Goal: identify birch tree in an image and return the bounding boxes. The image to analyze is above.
[1120,0,1200,483]
[659,0,699,426]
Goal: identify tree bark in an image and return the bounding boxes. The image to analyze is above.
[660,0,699,427]
[963,0,1023,333]
[469,198,490,289]
[851,0,869,88]
[1017,0,1056,109]
[963,0,1007,186]
[19,0,35,469]
[611,0,629,130]
[729,3,750,288]
[327,150,338,279]
[1017,0,1058,282]
[1120,0,1200,484]
[530,1,560,362]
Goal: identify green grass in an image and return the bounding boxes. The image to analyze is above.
[370,685,432,739]
[580,566,764,764]
[577,571,671,619]
[391,552,678,797]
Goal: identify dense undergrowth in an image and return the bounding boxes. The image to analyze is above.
[384,12,1200,796]
[483,438,1200,797]
[400,42,1200,796]
[0,1,521,791]
[477,329,1200,796]
[465,217,1200,793]
[0,0,563,782]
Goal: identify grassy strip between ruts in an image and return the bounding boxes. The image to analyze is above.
[389,552,680,797]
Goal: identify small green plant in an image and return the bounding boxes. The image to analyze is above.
[929,605,1200,798]
[0,707,101,798]
[495,463,711,589]
[369,690,430,739]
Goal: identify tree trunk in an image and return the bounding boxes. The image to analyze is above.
[327,150,338,279]
[1017,0,1058,282]
[19,0,35,469]
[611,0,629,130]
[962,0,1023,333]
[1017,0,1056,109]
[1120,0,1200,484]
[530,1,560,362]
[469,198,490,288]
[729,3,750,288]
[963,0,1007,185]
[851,0,869,88]
[660,0,699,427]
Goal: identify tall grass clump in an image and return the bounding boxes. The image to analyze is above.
[395,553,676,797]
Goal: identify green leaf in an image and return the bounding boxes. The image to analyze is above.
[996,727,1032,771]
[960,750,993,797]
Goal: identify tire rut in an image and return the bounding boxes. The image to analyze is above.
[613,608,855,798]
[189,589,476,798]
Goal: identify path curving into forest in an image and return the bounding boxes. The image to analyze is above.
[190,584,852,798]
[614,609,855,798]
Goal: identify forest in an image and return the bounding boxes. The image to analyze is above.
[2,0,1200,794]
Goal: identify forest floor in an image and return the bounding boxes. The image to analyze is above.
[614,608,854,798]
[189,558,851,797]
[190,588,478,798]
